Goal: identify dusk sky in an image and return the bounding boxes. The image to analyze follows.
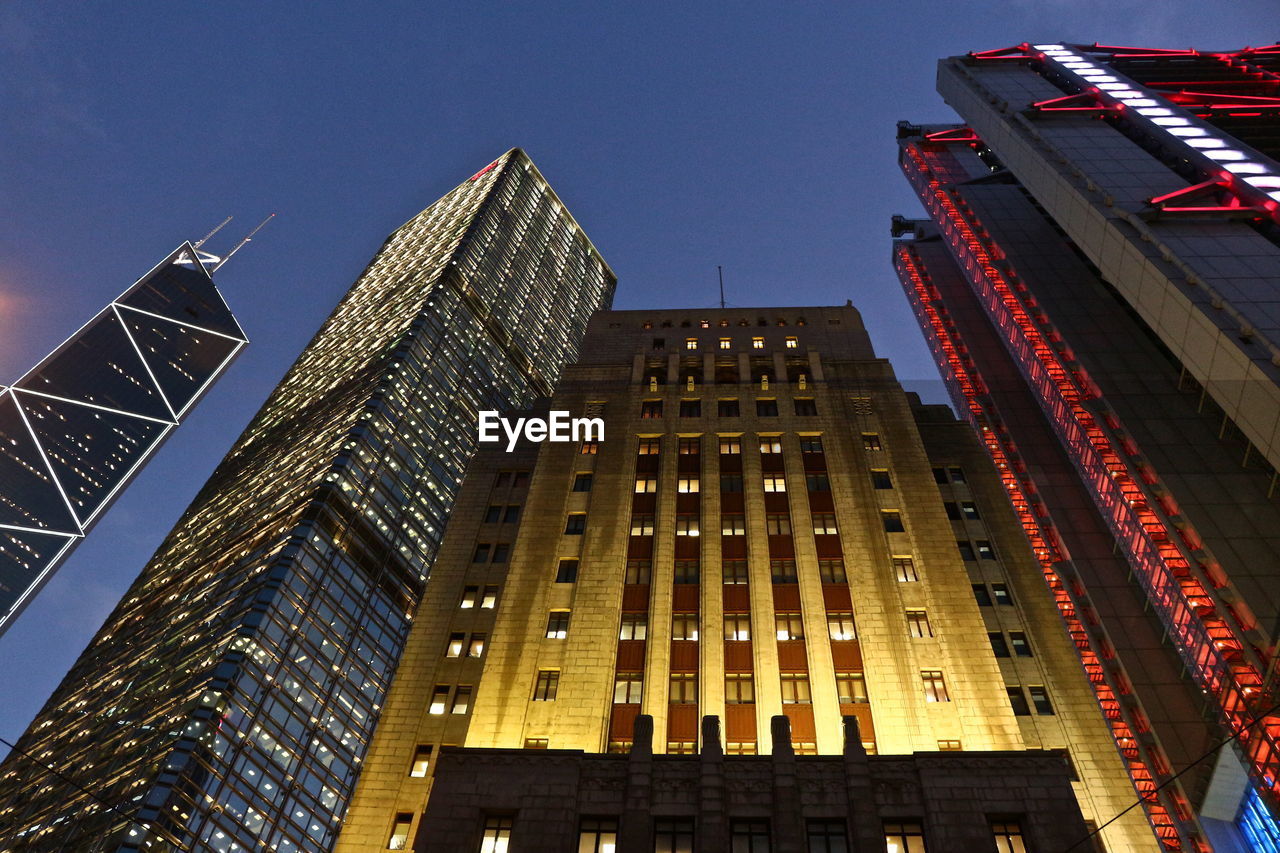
[0,2,1271,756]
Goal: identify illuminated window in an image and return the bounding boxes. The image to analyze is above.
[893,556,918,582]
[673,559,700,584]
[720,337,732,349]
[607,739,633,754]
[726,742,757,755]
[447,632,465,657]
[635,477,658,493]
[460,586,478,608]
[479,815,513,853]
[732,819,770,851]
[766,514,792,536]
[620,614,647,640]
[655,818,695,853]
[451,686,472,714]
[794,741,817,755]
[1010,632,1032,657]
[678,477,700,493]
[794,398,817,416]
[720,436,742,454]
[555,559,579,583]
[775,612,804,641]
[638,438,662,455]
[686,338,698,350]
[871,469,893,489]
[836,673,867,704]
[630,515,654,535]
[679,437,701,455]
[862,433,882,451]
[565,514,586,534]
[960,501,981,520]
[752,337,765,349]
[675,515,699,536]
[818,559,845,583]
[991,821,1026,853]
[718,398,740,417]
[625,560,652,584]
[906,609,933,638]
[532,670,559,701]
[922,670,949,702]
[989,632,1010,657]
[429,686,449,715]
[545,611,570,639]
[827,612,857,641]
[573,473,593,492]
[881,510,904,533]
[722,514,746,535]
[641,400,664,419]
[763,475,786,492]
[481,586,498,609]
[785,337,798,349]
[780,673,811,704]
[726,673,755,704]
[812,514,837,535]
[680,399,701,417]
[613,672,643,704]
[468,634,486,657]
[580,440,599,455]
[725,614,751,641]
[807,819,847,851]
[578,818,618,853]
[723,559,749,584]
[756,398,779,417]
[408,745,432,777]
[669,673,697,704]
[770,558,796,582]
[672,612,699,640]
[388,813,413,850]
[977,540,997,560]
[938,740,962,752]
[884,821,925,853]
[524,738,549,749]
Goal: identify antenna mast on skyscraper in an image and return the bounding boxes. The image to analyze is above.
[718,265,726,309]
[194,216,233,249]
[212,213,276,273]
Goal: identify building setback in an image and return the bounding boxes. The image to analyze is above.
[893,40,1280,852]
[0,245,246,636]
[337,306,1153,852]
[0,149,614,851]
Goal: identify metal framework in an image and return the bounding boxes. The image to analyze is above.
[0,244,246,635]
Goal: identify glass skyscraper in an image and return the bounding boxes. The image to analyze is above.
[0,246,246,637]
[0,149,615,851]
[894,41,1280,851]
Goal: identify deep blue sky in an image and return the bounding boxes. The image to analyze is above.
[0,3,1270,756]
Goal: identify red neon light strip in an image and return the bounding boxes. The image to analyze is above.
[903,137,1280,823]
[895,245,1193,849]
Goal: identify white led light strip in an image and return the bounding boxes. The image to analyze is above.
[1033,44,1280,206]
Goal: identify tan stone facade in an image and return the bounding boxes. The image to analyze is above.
[337,306,1152,851]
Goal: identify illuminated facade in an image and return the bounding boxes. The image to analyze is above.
[0,149,615,851]
[894,41,1280,852]
[0,245,246,637]
[337,306,1153,852]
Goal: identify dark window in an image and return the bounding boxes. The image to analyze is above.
[679,437,701,455]
[556,559,579,583]
[757,399,779,417]
[731,819,771,852]
[989,632,1010,657]
[494,472,511,487]
[1010,632,1032,657]
[513,471,530,487]
[806,473,831,492]
[794,398,818,416]
[881,510,904,533]
[977,540,997,560]
[1008,686,1031,716]
[484,505,502,523]
[799,436,824,454]
[654,817,695,853]
[818,559,846,583]
[491,543,510,563]
[871,469,893,489]
[992,583,1013,606]
[680,399,701,417]
[532,670,560,701]
[625,560,652,584]
[973,584,992,606]
[862,433,882,451]
[1030,685,1054,715]
[718,398,740,417]
[770,559,797,583]
[948,466,966,482]
[653,337,666,350]
[472,543,490,563]
[806,819,849,853]
[673,560,700,584]
[932,467,949,485]
[641,400,664,419]
[723,560,749,585]
[573,473,593,492]
[766,514,792,536]
[956,540,976,561]
[960,501,980,520]
[721,473,744,492]
[565,514,587,535]
[504,505,521,523]
[944,501,962,520]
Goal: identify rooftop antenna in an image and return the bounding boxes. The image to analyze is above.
[718,265,726,309]
[211,213,276,273]
[193,216,233,249]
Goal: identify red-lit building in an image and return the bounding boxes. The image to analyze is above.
[894,41,1280,853]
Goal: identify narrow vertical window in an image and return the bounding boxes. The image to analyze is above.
[532,670,560,701]
[921,670,949,702]
[806,819,849,853]
[579,818,619,853]
[545,611,570,639]
[408,745,432,778]
[906,609,933,639]
[479,815,513,853]
[388,813,413,850]
[883,821,925,853]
